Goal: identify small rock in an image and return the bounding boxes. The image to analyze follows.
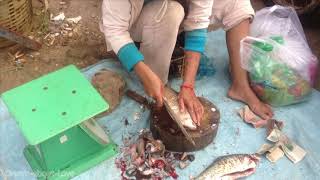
[65,27,73,31]
[26,54,34,59]
[169,128,175,134]
[17,58,26,64]
[52,12,65,21]
[124,119,129,126]
[173,153,182,160]
[66,16,82,24]
[164,151,171,159]
[187,154,195,162]
[179,161,189,169]
[180,152,188,161]
[32,52,40,56]
[235,128,240,136]
[133,112,141,121]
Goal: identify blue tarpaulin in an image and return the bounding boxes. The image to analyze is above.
[1,30,320,180]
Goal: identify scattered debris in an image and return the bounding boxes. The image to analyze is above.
[267,119,284,135]
[235,127,240,136]
[180,152,188,161]
[279,135,307,164]
[238,105,268,128]
[133,112,141,121]
[179,161,189,169]
[187,154,195,162]
[237,105,307,164]
[266,146,285,163]
[257,143,274,155]
[43,0,49,11]
[124,119,129,126]
[51,12,65,21]
[8,51,27,69]
[256,120,306,164]
[66,16,82,24]
[267,128,282,142]
[115,129,195,180]
[44,13,83,46]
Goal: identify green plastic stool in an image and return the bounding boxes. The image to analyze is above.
[1,65,118,180]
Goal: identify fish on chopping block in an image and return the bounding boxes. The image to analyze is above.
[163,86,197,130]
[196,154,260,180]
[163,86,197,145]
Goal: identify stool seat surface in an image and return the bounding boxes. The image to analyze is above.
[2,65,108,145]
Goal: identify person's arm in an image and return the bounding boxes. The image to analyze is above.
[178,51,204,126]
[101,0,164,107]
[178,0,213,125]
[101,0,142,71]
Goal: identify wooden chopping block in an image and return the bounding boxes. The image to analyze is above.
[150,97,220,152]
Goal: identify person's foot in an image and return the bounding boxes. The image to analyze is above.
[228,84,273,120]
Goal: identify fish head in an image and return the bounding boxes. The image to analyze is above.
[226,154,260,178]
[249,154,261,163]
[243,154,260,168]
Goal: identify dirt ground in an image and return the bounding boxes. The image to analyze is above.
[0,0,113,93]
[0,0,319,93]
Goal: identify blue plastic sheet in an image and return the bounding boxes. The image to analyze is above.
[1,30,320,180]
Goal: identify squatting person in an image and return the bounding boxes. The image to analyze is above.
[100,0,213,124]
[100,0,273,124]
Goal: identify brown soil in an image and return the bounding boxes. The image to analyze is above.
[0,0,115,93]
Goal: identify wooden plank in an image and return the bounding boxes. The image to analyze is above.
[0,25,42,50]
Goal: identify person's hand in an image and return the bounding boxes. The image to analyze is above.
[134,62,164,107]
[178,85,204,126]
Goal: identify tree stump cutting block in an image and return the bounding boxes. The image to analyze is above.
[150,97,220,152]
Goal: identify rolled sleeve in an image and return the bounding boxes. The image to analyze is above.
[184,28,207,53]
[117,43,144,71]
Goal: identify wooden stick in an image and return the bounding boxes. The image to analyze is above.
[0,25,42,50]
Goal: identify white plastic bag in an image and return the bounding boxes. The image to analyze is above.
[240,5,318,106]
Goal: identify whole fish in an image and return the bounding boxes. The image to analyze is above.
[196,154,260,180]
